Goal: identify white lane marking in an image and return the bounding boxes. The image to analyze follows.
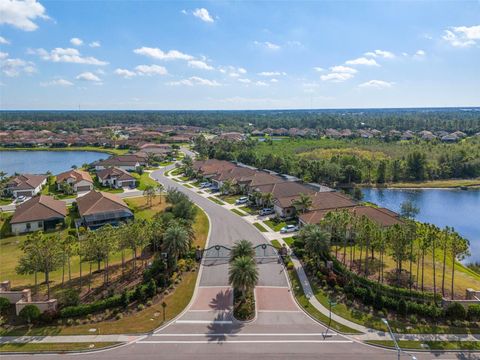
[175,320,233,324]
[153,333,337,337]
[138,340,353,344]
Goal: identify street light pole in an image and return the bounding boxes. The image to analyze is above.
[382,318,417,360]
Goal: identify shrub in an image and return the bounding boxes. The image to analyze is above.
[19,305,41,324]
[467,304,480,322]
[363,289,375,306]
[134,286,147,302]
[60,294,123,318]
[409,314,418,324]
[373,292,384,310]
[445,302,466,321]
[40,309,58,324]
[120,290,130,308]
[146,279,157,298]
[0,297,10,314]
[58,288,80,307]
[397,299,407,317]
[137,304,145,311]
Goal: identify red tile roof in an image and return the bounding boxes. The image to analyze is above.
[11,195,67,224]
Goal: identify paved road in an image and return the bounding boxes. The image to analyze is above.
[1,163,477,360]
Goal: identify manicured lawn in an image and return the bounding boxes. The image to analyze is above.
[219,194,241,204]
[270,240,281,250]
[0,198,13,205]
[230,208,247,216]
[192,205,209,248]
[253,222,268,232]
[288,270,361,334]
[131,172,158,190]
[283,237,295,246]
[179,176,189,181]
[366,340,480,351]
[239,205,257,215]
[207,196,225,205]
[124,196,167,221]
[264,219,297,232]
[183,183,193,189]
[170,168,184,176]
[159,161,174,167]
[0,342,119,353]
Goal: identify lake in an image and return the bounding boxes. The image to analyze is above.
[0,150,109,175]
[362,188,480,263]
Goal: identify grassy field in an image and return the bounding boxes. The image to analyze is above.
[131,172,158,190]
[125,196,167,220]
[0,146,128,156]
[253,222,268,232]
[388,178,480,188]
[270,240,281,249]
[283,237,295,246]
[219,194,241,204]
[366,340,480,351]
[334,245,480,299]
[239,206,257,215]
[0,342,119,353]
[264,219,296,232]
[288,269,361,334]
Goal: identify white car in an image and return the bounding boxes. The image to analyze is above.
[15,196,27,203]
[235,196,248,205]
[259,208,274,216]
[200,182,211,188]
[280,224,299,233]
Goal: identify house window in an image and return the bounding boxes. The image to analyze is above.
[38,222,43,227]
[26,223,31,229]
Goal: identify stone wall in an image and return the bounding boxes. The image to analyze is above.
[0,280,57,315]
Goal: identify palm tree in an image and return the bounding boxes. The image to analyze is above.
[298,224,331,268]
[156,183,165,203]
[163,223,191,271]
[292,193,313,214]
[230,239,255,262]
[143,185,156,206]
[0,171,7,182]
[229,256,259,299]
[261,192,274,208]
[220,179,234,195]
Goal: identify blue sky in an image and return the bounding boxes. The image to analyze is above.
[0,0,479,110]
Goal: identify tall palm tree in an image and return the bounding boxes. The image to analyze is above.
[292,193,313,214]
[143,185,156,206]
[298,224,331,268]
[229,256,259,299]
[261,192,274,208]
[156,183,165,203]
[163,223,190,271]
[230,239,255,262]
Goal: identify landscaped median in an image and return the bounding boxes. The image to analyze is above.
[252,222,268,232]
[230,208,247,217]
[207,196,225,205]
[0,342,120,353]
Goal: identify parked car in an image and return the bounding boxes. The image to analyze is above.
[280,224,299,233]
[235,196,248,205]
[200,182,211,188]
[15,196,26,203]
[259,208,274,216]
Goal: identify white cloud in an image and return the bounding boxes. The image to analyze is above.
[255,81,269,86]
[329,65,357,74]
[114,68,136,79]
[443,25,480,48]
[345,57,379,66]
[76,72,101,82]
[167,76,220,87]
[229,72,240,78]
[89,41,101,48]
[313,67,324,72]
[237,67,247,74]
[415,49,426,56]
[34,47,108,65]
[188,60,214,70]
[258,71,286,76]
[135,64,168,76]
[0,0,49,31]
[40,78,74,87]
[254,41,281,50]
[270,78,278,83]
[358,80,394,89]
[1,56,36,77]
[238,78,251,84]
[320,72,354,82]
[181,9,188,15]
[133,47,193,61]
[0,36,10,45]
[364,49,395,59]
[70,37,83,46]
[192,8,214,23]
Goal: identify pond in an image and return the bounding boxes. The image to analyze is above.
[362,188,480,263]
[0,150,109,175]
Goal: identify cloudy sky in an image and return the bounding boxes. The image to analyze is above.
[0,0,479,110]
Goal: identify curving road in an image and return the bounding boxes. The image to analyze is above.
[1,163,475,360]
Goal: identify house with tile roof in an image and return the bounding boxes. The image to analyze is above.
[11,195,67,234]
[76,190,134,229]
[56,169,94,193]
[97,167,137,189]
[5,174,47,198]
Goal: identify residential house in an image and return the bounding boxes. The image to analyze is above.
[76,190,134,229]
[192,159,237,179]
[5,174,47,198]
[56,169,94,193]
[10,195,67,234]
[94,154,146,171]
[441,133,458,142]
[138,143,173,157]
[97,167,137,189]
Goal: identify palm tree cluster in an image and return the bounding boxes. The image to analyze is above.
[16,187,199,298]
[228,240,259,299]
[312,210,470,299]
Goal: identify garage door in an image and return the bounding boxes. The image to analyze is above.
[77,186,92,192]
[16,191,32,197]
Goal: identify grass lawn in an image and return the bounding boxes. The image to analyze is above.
[0,198,13,205]
[388,178,480,189]
[159,161,174,167]
[239,205,257,215]
[131,172,158,190]
[207,196,225,205]
[192,205,209,248]
[183,183,193,189]
[264,219,297,232]
[253,222,268,232]
[366,340,480,351]
[288,269,361,334]
[334,245,480,299]
[270,240,281,250]
[283,237,295,246]
[179,176,189,181]
[124,196,168,221]
[230,208,247,216]
[170,168,184,176]
[219,194,241,204]
[0,342,119,353]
